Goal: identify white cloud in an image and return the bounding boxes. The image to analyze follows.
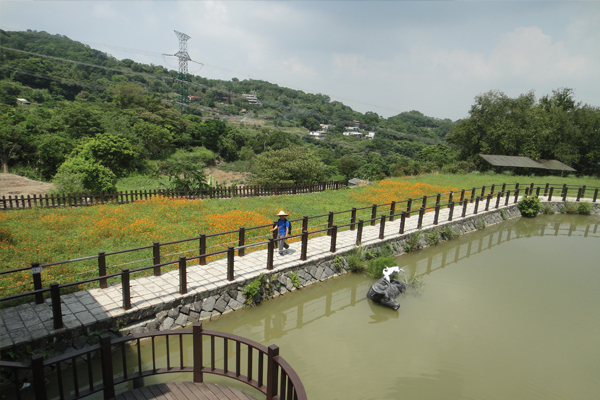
[280,56,317,79]
[92,3,119,19]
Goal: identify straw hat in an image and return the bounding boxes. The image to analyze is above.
[276,210,289,216]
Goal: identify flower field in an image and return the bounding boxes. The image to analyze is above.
[0,175,535,300]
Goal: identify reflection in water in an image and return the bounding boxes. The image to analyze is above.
[206,214,600,400]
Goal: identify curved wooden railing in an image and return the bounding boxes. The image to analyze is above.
[0,322,307,400]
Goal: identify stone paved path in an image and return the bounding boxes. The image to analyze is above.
[0,195,592,350]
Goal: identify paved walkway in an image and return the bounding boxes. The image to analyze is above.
[0,195,591,350]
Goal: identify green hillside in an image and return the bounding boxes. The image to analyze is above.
[0,29,457,192]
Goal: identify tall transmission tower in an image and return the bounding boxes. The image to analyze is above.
[164,30,202,112]
[174,30,191,75]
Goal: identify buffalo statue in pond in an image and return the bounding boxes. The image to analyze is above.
[367,267,407,310]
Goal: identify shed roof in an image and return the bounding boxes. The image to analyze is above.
[479,154,576,172]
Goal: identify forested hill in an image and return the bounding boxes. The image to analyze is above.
[0,29,452,138]
[1,29,460,190]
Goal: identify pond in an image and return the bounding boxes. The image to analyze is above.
[201,214,600,400]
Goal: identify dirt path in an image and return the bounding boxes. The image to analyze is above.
[0,173,54,197]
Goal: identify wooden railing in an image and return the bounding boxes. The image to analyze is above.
[0,180,347,210]
[0,323,307,400]
[1,182,598,321]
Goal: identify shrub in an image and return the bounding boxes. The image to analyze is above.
[288,272,300,288]
[577,202,593,215]
[347,247,367,273]
[366,256,397,279]
[517,196,541,218]
[439,225,458,240]
[242,276,262,304]
[426,230,440,246]
[540,204,554,215]
[500,209,507,220]
[475,217,486,230]
[562,201,579,214]
[403,231,422,253]
[334,256,344,271]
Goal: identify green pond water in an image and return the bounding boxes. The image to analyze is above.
[201,214,600,400]
[32,214,600,400]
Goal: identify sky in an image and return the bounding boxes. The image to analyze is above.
[1,0,600,121]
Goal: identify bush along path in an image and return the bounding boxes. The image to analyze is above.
[1,193,598,356]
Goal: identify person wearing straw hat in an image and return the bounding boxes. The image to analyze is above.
[271,210,291,256]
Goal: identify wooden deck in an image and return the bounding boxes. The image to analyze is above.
[112,381,258,400]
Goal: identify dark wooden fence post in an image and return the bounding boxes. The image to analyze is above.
[379,215,386,239]
[301,230,308,261]
[462,199,468,217]
[581,185,586,199]
[593,188,598,203]
[267,239,274,270]
[474,197,480,214]
[490,184,495,195]
[485,194,491,211]
[421,196,428,210]
[562,184,568,201]
[399,212,406,234]
[535,186,541,197]
[122,268,131,310]
[153,242,161,276]
[193,323,204,383]
[303,216,309,233]
[505,190,511,206]
[460,189,465,204]
[370,204,377,226]
[480,186,486,197]
[356,220,364,246]
[389,201,396,221]
[227,247,234,281]
[199,234,206,265]
[448,192,454,207]
[327,212,334,235]
[330,225,338,252]
[406,198,413,218]
[266,344,279,400]
[548,187,554,201]
[50,282,63,329]
[436,193,441,206]
[514,189,519,204]
[179,256,187,294]
[100,334,115,399]
[238,227,245,257]
[544,183,549,196]
[448,202,455,221]
[32,262,44,304]
[31,354,48,400]
[98,252,107,289]
[417,208,424,229]
[576,187,582,202]
[495,193,501,209]
[433,204,440,225]
[350,208,357,230]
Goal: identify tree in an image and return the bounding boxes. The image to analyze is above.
[338,155,360,179]
[35,132,73,179]
[132,121,173,159]
[153,149,207,190]
[71,133,139,177]
[250,146,326,185]
[447,90,543,169]
[112,83,146,109]
[54,157,117,193]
